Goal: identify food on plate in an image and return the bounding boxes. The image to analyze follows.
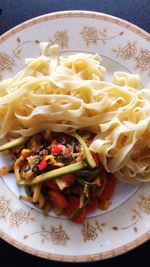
[0,44,150,222]
[0,130,117,223]
[0,129,116,223]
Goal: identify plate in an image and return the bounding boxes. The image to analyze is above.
[0,11,150,262]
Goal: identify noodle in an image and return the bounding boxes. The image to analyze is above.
[0,44,150,183]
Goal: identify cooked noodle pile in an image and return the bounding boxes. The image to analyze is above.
[0,43,150,183]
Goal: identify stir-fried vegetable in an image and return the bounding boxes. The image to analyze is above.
[0,136,28,152]
[69,132,96,168]
[0,130,117,223]
[20,161,86,185]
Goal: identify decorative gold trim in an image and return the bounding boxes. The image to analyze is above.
[23,224,70,246]
[80,25,124,46]
[0,227,150,262]
[113,42,150,72]
[81,221,106,242]
[9,209,34,227]
[0,10,150,262]
[0,11,149,44]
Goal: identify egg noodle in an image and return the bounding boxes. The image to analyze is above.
[0,43,150,184]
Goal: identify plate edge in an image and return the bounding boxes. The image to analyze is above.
[0,227,150,262]
[0,10,149,44]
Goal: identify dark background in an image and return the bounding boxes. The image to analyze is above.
[0,0,150,266]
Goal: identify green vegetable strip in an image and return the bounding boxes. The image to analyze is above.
[20,161,86,185]
[76,168,100,178]
[24,185,32,197]
[69,132,96,168]
[0,137,28,152]
[70,197,91,220]
[77,177,98,186]
[69,207,83,220]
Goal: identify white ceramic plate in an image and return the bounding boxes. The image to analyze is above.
[0,11,150,262]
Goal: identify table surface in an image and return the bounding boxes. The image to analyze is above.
[0,0,150,266]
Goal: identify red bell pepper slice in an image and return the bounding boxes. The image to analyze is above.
[51,144,63,154]
[38,158,47,171]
